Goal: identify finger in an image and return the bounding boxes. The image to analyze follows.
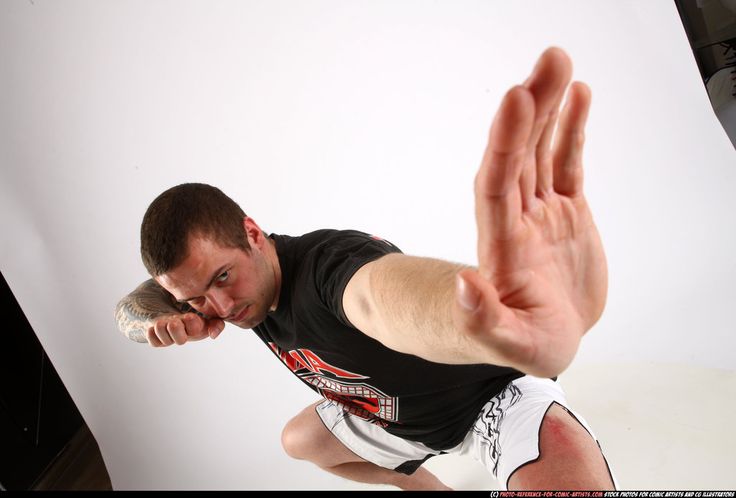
[476,85,534,274]
[521,47,572,207]
[534,108,561,198]
[166,319,187,346]
[208,319,225,339]
[452,269,533,366]
[182,313,206,338]
[146,326,163,348]
[553,81,591,197]
[153,320,174,347]
[177,314,208,342]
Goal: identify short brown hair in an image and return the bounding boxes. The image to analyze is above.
[140,183,250,276]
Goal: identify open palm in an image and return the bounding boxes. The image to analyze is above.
[454,48,608,378]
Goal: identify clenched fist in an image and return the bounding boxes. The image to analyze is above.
[146,313,225,347]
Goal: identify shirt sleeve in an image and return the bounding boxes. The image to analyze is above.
[311,230,402,328]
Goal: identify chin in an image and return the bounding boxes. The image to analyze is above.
[237,308,268,329]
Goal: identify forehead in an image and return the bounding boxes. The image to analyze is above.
[155,236,241,296]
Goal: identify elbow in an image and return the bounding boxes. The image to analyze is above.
[113,303,149,343]
[113,302,127,334]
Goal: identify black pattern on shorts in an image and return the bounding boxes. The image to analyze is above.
[470,382,523,476]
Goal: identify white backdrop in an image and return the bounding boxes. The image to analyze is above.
[1,0,735,490]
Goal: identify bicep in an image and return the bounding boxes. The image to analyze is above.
[341,255,395,344]
[342,253,470,359]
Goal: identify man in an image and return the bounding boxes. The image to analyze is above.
[115,47,616,490]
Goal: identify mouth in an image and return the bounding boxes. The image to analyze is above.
[230,305,250,323]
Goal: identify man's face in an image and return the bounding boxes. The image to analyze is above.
[155,233,277,329]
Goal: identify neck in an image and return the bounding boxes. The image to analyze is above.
[266,237,282,312]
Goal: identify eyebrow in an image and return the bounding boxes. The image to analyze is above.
[177,265,228,303]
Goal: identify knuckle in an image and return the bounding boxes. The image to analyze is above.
[182,319,196,334]
[147,333,160,348]
[191,317,205,334]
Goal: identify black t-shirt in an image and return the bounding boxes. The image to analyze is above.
[253,229,524,451]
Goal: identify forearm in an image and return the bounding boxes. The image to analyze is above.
[368,254,483,365]
[366,254,587,376]
[114,279,187,343]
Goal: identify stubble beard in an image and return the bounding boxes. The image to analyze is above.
[237,249,276,329]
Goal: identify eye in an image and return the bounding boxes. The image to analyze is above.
[216,271,230,283]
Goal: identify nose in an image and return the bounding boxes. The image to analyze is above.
[207,289,234,319]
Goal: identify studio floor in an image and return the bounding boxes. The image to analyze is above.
[36,361,735,491]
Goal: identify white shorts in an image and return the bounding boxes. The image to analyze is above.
[315,375,617,489]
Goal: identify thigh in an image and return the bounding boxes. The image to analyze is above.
[507,402,615,490]
[457,376,616,490]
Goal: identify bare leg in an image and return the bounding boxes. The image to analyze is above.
[507,403,615,490]
[281,402,451,490]
[318,461,451,490]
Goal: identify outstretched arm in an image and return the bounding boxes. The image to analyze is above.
[343,48,607,378]
[114,279,225,346]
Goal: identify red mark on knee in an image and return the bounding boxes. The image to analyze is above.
[541,409,579,452]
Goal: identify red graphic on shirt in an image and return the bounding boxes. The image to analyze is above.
[269,344,366,379]
[344,395,380,414]
[269,343,398,426]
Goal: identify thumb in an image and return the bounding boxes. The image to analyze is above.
[453,269,503,337]
[453,270,534,368]
[207,318,226,339]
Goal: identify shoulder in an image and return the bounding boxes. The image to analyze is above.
[277,228,401,259]
[311,228,402,253]
[284,228,403,329]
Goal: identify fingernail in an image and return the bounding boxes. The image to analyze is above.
[457,274,480,311]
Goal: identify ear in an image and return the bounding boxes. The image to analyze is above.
[243,216,265,247]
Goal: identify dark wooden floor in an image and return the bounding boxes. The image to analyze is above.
[32,422,113,491]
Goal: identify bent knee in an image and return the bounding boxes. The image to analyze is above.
[281,403,368,468]
[509,403,614,490]
[541,405,601,459]
[281,418,312,460]
[281,403,332,461]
